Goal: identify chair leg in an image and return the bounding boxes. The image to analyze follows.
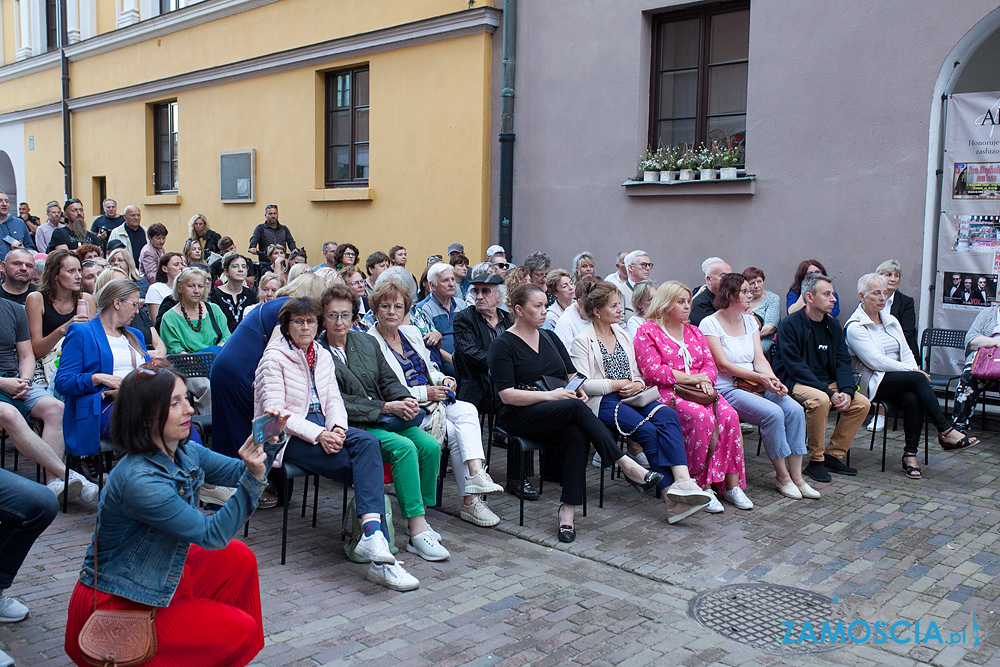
[518,448,526,527]
[880,420,888,473]
[756,432,762,457]
[312,474,319,528]
[243,518,250,538]
[301,476,308,519]
[341,483,349,540]
[924,419,929,466]
[63,453,70,514]
[281,476,293,565]
[599,456,605,509]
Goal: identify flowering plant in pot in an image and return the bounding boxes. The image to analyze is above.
[656,146,677,181]
[639,148,660,182]
[696,143,717,180]
[676,148,698,181]
[717,141,743,179]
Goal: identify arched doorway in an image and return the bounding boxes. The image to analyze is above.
[921,8,1000,334]
[0,151,16,204]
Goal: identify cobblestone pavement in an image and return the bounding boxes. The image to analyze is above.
[2,418,999,666]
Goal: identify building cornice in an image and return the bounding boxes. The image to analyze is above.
[0,6,500,123]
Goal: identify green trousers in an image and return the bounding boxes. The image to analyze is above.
[366,426,440,519]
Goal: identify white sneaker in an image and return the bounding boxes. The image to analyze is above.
[72,471,100,504]
[0,646,13,667]
[460,496,500,527]
[199,485,236,506]
[0,596,29,623]
[630,451,650,468]
[591,452,603,468]
[367,559,419,591]
[406,530,450,561]
[704,489,724,513]
[723,487,754,510]
[354,529,396,564]
[464,469,504,496]
[740,422,756,433]
[46,475,81,504]
[866,415,885,432]
[666,479,712,505]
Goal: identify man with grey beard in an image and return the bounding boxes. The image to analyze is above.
[47,198,98,252]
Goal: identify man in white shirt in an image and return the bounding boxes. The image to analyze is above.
[605,250,628,289]
[619,250,653,324]
[33,202,64,253]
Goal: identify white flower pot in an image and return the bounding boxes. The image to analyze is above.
[660,170,676,182]
[679,169,696,181]
[642,170,659,182]
[699,168,718,180]
[720,167,738,179]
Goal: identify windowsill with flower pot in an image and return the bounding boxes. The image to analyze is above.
[621,172,755,196]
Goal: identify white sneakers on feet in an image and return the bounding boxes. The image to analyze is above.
[0,646,13,667]
[464,469,504,495]
[703,489,724,513]
[46,474,81,504]
[353,529,396,564]
[72,471,100,504]
[630,451,650,468]
[367,559,419,591]
[866,415,885,432]
[406,529,450,561]
[723,487,754,510]
[199,485,236,506]
[0,596,29,623]
[665,479,712,505]
[460,496,500,527]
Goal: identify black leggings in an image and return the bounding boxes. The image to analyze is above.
[500,399,624,506]
[872,371,949,454]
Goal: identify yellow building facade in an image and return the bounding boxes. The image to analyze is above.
[0,0,499,265]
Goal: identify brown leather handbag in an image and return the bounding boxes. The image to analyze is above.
[79,513,157,667]
[673,383,718,406]
[734,377,766,395]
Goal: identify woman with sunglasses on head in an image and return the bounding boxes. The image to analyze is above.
[64,359,289,667]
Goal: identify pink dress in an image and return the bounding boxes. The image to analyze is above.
[634,320,746,490]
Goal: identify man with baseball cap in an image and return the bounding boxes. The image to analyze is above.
[447,243,464,259]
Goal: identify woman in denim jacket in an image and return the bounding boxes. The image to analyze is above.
[64,360,288,667]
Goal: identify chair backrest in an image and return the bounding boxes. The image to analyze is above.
[165,352,217,378]
[919,328,966,371]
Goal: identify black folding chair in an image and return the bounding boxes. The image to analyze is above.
[919,328,966,417]
[166,352,217,445]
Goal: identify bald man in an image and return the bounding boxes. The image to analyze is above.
[690,258,731,326]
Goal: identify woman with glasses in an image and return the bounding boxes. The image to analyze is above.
[160,267,230,356]
[107,246,149,297]
[845,273,978,479]
[255,297,415,589]
[65,359,286,666]
[700,273,815,500]
[211,254,258,332]
[94,268,166,357]
[333,243,360,272]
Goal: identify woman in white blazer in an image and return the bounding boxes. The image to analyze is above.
[367,280,504,546]
[845,273,977,479]
[569,281,711,523]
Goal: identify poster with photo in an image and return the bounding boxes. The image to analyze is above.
[941,271,998,310]
[947,214,1000,252]
[954,163,1000,199]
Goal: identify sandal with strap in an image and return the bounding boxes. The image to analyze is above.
[938,428,979,451]
[901,455,922,479]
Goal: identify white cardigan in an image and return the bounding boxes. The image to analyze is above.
[844,305,917,398]
[366,323,448,401]
[569,323,643,417]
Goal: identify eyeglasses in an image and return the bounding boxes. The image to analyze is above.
[470,287,495,295]
[739,289,753,296]
[120,299,141,309]
[491,262,509,270]
[346,279,365,287]
[324,312,353,322]
[290,318,318,328]
[134,358,173,386]
[378,302,406,312]
[638,262,654,270]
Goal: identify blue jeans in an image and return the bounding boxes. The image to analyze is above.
[597,394,687,490]
[720,386,807,460]
[0,468,58,590]
[282,414,388,536]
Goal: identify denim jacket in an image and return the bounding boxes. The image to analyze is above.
[78,439,277,606]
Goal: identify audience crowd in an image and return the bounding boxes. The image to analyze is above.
[0,189,985,666]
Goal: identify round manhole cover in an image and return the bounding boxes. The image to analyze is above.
[689,583,840,654]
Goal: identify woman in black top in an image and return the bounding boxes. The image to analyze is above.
[487,284,661,543]
[210,254,257,332]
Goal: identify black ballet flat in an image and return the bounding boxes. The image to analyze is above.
[558,524,576,543]
[628,471,664,494]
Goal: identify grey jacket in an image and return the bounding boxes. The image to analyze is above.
[319,330,412,427]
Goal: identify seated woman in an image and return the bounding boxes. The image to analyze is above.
[211,253,258,332]
[845,273,977,478]
[875,259,919,360]
[107,246,149,298]
[93,269,166,358]
[786,259,840,318]
[553,275,599,349]
[183,238,205,268]
[570,281,711,524]
[64,361,284,666]
[367,281,504,543]
[743,267,780,353]
[700,273,818,499]
[188,213,222,256]
[138,223,168,284]
[26,249,97,384]
[571,251,596,282]
[317,285,449,556]
[244,271,282,318]
[360,266,445,363]
[333,243,360,271]
[255,297,416,590]
[634,281,750,513]
[146,252,186,323]
[266,244,288,281]
[626,279,656,339]
[542,269,575,331]
[488,284,662,543]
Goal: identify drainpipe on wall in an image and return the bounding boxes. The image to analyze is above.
[497,0,515,254]
[57,0,72,198]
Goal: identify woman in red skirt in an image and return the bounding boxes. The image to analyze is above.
[64,359,288,666]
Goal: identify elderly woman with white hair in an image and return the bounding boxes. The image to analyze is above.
[845,273,978,479]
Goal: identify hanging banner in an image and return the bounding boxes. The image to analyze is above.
[932,92,1000,374]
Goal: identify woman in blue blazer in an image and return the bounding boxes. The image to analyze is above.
[55,279,151,457]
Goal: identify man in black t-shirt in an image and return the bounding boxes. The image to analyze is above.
[690,258,731,326]
[0,248,37,305]
[89,198,126,249]
[772,273,870,484]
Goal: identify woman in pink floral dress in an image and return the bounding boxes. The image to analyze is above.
[633,281,751,513]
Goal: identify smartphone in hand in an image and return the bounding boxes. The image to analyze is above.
[564,373,587,392]
[252,413,281,444]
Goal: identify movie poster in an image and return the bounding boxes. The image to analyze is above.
[954,163,1000,199]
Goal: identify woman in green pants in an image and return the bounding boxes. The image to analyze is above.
[318,284,449,562]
